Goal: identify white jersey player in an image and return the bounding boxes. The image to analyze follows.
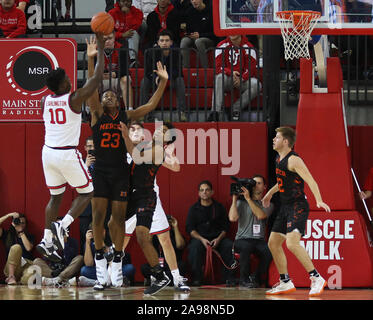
[123,121,190,292]
[36,33,106,263]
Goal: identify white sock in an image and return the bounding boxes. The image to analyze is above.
[43,229,53,245]
[61,214,74,230]
[171,269,181,284]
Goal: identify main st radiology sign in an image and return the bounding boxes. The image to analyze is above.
[0,39,77,121]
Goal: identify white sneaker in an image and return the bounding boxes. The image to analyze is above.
[309,275,327,297]
[174,277,190,292]
[42,276,69,288]
[266,279,296,295]
[110,261,123,287]
[78,276,96,287]
[68,277,77,286]
[95,256,109,287]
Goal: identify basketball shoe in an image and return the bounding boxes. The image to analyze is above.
[266,279,296,295]
[36,240,62,263]
[110,261,123,287]
[94,254,109,290]
[174,277,190,292]
[144,272,170,296]
[309,275,327,297]
[51,221,68,251]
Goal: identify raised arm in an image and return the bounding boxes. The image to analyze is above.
[85,36,104,125]
[70,33,105,112]
[126,61,168,120]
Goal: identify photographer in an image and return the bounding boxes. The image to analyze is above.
[229,174,273,288]
[0,212,34,285]
[186,180,236,286]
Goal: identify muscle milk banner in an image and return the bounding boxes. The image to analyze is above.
[268,211,373,287]
[0,38,77,121]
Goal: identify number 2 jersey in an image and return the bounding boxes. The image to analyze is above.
[276,151,307,204]
[91,109,128,171]
[43,93,81,148]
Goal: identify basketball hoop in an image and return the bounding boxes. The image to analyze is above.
[276,10,321,60]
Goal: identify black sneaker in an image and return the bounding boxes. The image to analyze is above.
[143,273,170,296]
[36,240,62,263]
[51,221,68,251]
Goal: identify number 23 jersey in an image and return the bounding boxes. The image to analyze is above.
[91,109,128,170]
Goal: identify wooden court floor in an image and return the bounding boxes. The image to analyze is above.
[0,285,372,300]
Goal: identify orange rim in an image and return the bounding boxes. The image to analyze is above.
[276,10,321,29]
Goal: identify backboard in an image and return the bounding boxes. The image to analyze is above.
[214,0,373,35]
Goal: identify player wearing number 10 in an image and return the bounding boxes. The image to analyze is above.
[85,36,169,289]
[262,127,330,297]
[37,33,106,263]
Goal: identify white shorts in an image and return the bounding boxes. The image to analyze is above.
[125,198,170,236]
[42,145,93,195]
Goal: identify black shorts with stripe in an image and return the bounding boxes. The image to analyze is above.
[127,189,157,229]
[92,166,130,201]
[271,200,309,236]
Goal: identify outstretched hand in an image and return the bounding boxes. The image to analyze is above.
[85,35,98,58]
[317,201,331,213]
[154,61,168,81]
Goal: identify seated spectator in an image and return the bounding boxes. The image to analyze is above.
[132,0,157,47]
[208,34,260,122]
[15,0,28,12]
[359,167,373,201]
[171,0,191,34]
[180,0,217,68]
[79,226,135,287]
[145,0,182,48]
[34,218,84,287]
[140,29,187,121]
[101,32,134,110]
[0,212,34,285]
[229,175,273,288]
[54,0,72,21]
[109,0,143,67]
[140,214,187,286]
[0,0,26,38]
[185,180,236,286]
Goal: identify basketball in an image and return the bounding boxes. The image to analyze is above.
[90,12,114,35]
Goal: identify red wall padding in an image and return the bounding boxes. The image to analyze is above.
[296,58,355,210]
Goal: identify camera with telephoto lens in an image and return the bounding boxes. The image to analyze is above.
[13,217,21,226]
[230,176,257,196]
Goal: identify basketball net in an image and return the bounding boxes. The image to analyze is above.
[277,11,321,60]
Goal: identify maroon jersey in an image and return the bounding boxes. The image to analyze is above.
[276,151,307,204]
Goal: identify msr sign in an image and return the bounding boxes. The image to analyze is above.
[0,38,77,122]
